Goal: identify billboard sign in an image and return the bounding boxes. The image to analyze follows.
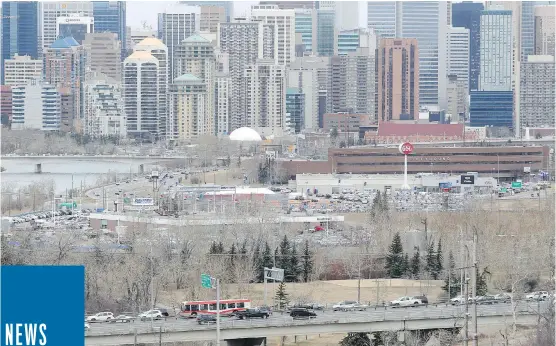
[132,197,154,206]
[460,175,475,185]
[439,182,452,189]
[399,142,414,155]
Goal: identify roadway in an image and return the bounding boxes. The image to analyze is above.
[85,301,547,345]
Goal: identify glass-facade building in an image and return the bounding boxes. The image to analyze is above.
[337,29,360,55]
[316,9,335,57]
[286,88,305,134]
[93,1,127,59]
[479,10,512,92]
[469,91,513,128]
[1,1,39,84]
[452,1,484,92]
[367,1,396,38]
[295,9,315,53]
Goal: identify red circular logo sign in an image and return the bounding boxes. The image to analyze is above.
[399,142,414,155]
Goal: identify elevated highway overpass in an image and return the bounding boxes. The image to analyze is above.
[85,301,547,345]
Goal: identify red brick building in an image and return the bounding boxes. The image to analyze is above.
[365,122,481,143]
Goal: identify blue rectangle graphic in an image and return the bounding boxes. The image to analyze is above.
[1,266,85,346]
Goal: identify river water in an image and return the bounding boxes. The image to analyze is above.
[1,157,166,194]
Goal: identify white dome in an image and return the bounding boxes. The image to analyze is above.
[229,127,262,141]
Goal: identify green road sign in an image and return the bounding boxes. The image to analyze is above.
[201,273,212,288]
[499,188,508,193]
[511,182,522,189]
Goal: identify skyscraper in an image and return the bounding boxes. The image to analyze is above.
[452,1,484,91]
[133,38,169,141]
[1,1,40,84]
[92,1,127,59]
[329,48,376,117]
[44,37,85,132]
[295,9,317,54]
[377,39,419,122]
[479,10,513,91]
[40,1,93,54]
[244,59,286,134]
[335,1,359,30]
[3,55,43,87]
[169,74,209,141]
[217,22,266,130]
[447,27,470,92]
[83,73,126,138]
[534,6,555,56]
[250,5,296,65]
[56,15,94,44]
[336,28,377,55]
[367,2,448,109]
[11,79,61,131]
[199,5,226,33]
[286,88,305,134]
[172,34,216,138]
[83,33,122,82]
[157,4,200,81]
[316,9,336,57]
[123,50,160,140]
[519,55,555,131]
[182,1,233,22]
[214,73,230,135]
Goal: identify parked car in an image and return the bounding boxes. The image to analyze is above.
[290,302,324,311]
[85,322,90,330]
[413,295,428,305]
[332,301,358,311]
[450,295,468,305]
[86,312,114,322]
[526,291,549,301]
[138,309,164,321]
[290,308,317,319]
[235,308,270,319]
[390,296,423,307]
[110,314,134,323]
[476,295,497,305]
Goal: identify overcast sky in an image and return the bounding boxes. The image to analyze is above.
[126,1,367,30]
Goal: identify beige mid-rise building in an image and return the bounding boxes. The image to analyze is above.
[200,5,226,33]
[377,38,419,122]
[3,54,43,87]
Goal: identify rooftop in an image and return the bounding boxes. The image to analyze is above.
[174,73,202,82]
[135,37,166,49]
[183,34,210,43]
[377,122,465,137]
[50,37,80,49]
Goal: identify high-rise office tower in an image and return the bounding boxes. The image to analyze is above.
[479,10,513,91]
[294,9,317,54]
[11,79,61,131]
[377,39,419,122]
[172,34,216,138]
[367,2,448,109]
[123,50,160,140]
[446,74,468,123]
[56,14,94,44]
[534,6,555,57]
[329,48,376,118]
[92,1,127,59]
[182,1,233,22]
[336,28,377,55]
[199,5,226,33]
[157,4,200,80]
[217,21,266,130]
[452,1,484,91]
[83,33,122,82]
[3,55,43,87]
[286,88,305,134]
[470,9,513,129]
[287,56,329,130]
[40,1,93,55]
[250,5,296,65]
[316,8,336,57]
[519,55,555,131]
[83,72,126,138]
[260,1,315,10]
[244,59,286,133]
[447,27,470,92]
[44,37,85,132]
[335,1,359,30]
[133,38,169,141]
[1,1,40,84]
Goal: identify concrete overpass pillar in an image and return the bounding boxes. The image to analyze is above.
[226,337,266,346]
[35,163,42,174]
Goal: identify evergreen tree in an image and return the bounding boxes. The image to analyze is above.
[385,233,405,278]
[217,241,224,254]
[477,267,491,296]
[402,253,410,277]
[381,190,389,212]
[370,191,381,219]
[340,332,371,346]
[209,241,218,254]
[410,248,421,279]
[228,243,237,267]
[257,242,273,283]
[253,242,263,282]
[425,240,437,279]
[275,282,289,309]
[277,235,291,274]
[287,244,300,282]
[435,238,444,278]
[442,250,461,298]
[301,240,313,282]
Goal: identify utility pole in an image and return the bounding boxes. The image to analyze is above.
[472,230,478,346]
[357,256,361,303]
[464,277,469,346]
